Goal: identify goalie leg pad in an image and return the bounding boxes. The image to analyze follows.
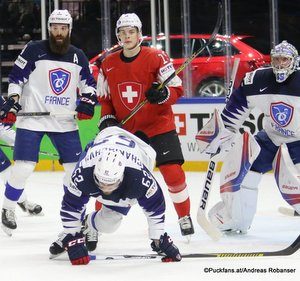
[220,132,261,193]
[209,170,262,233]
[273,144,300,214]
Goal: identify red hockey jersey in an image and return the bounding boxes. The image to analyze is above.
[97,46,183,137]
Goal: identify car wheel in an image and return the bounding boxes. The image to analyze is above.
[196,79,226,97]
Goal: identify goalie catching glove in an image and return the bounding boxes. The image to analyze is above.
[75,93,98,120]
[151,232,182,262]
[145,82,170,104]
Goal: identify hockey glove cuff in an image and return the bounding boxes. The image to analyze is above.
[76,93,97,120]
[145,82,170,104]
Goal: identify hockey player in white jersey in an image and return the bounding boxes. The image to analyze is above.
[0,10,97,236]
[198,40,300,234]
[49,127,181,265]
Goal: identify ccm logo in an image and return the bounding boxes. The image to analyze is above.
[68,237,85,247]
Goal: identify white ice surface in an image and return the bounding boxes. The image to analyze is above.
[0,171,299,281]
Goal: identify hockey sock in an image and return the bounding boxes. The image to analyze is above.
[159,164,190,217]
[3,182,24,209]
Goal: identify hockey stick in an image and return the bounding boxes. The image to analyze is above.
[226,58,240,102]
[16,111,77,117]
[0,143,59,157]
[120,0,223,126]
[89,233,300,260]
[196,150,222,241]
[195,59,240,241]
[278,207,300,217]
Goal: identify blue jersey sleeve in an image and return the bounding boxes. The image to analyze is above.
[8,41,37,86]
[136,167,165,240]
[60,185,90,234]
[76,48,97,97]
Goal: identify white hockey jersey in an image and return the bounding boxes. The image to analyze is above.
[8,40,96,132]
[222,67,300,146]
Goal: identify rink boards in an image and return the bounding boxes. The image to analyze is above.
[1,98,264,171]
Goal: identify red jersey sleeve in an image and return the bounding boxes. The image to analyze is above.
[153,50,183,105]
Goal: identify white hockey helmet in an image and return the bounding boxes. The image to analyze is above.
[271,40,299,83]
[115,13,143,45]
[48,9,73,35]
[93,150,125,193]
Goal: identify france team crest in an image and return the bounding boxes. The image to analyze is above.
[49,68,71,95]
[270,102,294,127]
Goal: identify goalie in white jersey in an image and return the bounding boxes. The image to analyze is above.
[198,40,300,234]
[49,127,181,265]
[0,9,97,236]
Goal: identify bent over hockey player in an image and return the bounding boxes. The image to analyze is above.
[0,9,97,236]
[97,13,194,237]
[198,40,300,234]
[49,127,181,265]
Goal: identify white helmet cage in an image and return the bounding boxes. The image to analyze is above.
[48,9,73,35]
[271,40,299,83]
[115,13,143,46]
[93,150,125,192]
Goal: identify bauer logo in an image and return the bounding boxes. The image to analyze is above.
[49,68,71,95]
[270,102,294,127]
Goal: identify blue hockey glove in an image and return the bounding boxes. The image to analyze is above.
[75,93,97,120]
[145,82,170,104]
[0,96,22,124]
[62,232,90,265]
[151,232,182,262]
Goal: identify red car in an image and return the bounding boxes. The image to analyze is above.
[89,34,270,97]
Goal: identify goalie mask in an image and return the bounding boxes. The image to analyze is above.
[271,40,299,83]
[93,150,125,194]
[115,13,143,47]
[48,9,73,36]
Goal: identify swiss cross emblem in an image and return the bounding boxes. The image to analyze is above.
[174,114,186,135]
[118,82,142,110]
[49,68,71,95]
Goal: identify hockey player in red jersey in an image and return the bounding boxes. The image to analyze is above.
[97,13,194,238]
